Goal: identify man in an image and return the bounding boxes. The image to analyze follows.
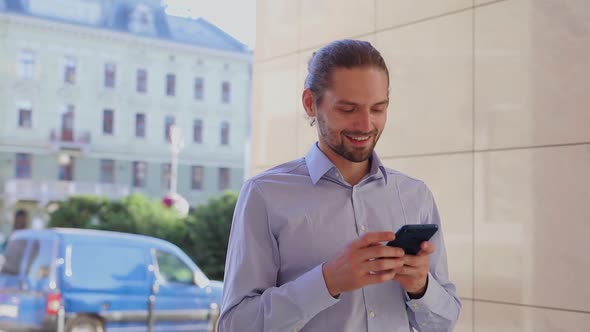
[219,40,461,331]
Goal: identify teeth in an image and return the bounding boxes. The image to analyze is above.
[348,136,369,141]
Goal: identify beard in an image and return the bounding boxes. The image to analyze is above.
[316,113,380,163]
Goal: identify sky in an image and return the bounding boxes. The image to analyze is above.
[164,0,256,50]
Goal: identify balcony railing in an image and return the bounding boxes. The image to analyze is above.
[49,129,91,151]
[2,179,130,206]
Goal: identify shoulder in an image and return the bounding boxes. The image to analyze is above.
[249,158,308,184]
[239,158,309,194]
[383,166,433,201]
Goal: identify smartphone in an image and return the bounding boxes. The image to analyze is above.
[386,224,438,255]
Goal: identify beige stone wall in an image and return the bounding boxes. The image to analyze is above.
[252,0,590,331]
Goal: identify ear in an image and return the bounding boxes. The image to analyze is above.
[302,89,316,118]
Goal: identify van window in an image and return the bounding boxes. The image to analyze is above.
[155,251,193,284]
[25,239,55,289]
[24,240,40,275]
[68,243,147,288]
[1,239,27,275]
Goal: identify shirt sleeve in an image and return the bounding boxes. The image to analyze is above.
[218,180,339,332]
[405,185,462,332]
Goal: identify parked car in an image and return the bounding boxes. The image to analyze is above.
[0,228,222,332]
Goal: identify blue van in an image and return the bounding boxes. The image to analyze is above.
[0,228,222,332]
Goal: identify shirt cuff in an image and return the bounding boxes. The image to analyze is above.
[289,264,340,318]
[405,272,445,313]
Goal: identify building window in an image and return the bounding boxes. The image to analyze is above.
[137,69,147,93]
[220,121,230,145]
[63,56,77,84]
[61,105,75,142]
[218,167,230,191]
[161,163,171,190]
[18,50,35,79]
[164,116,175,142]
[135,113,146,138]
[191,166,204,190]
[166,73,176,96]
[15,153,31,179]
[128,4,155,35]
[100,159,115,184]
[222,81,231,103]
[103,109,114,135]
[193,119,203,143]
[194,77,204,100]
[104,63,116,88]
[132,161,147,188]
[58,155,74,181]
[18,103,32,128]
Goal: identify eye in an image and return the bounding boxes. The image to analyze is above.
[338,108,355,113]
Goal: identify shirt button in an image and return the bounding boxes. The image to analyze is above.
[360,225,366,231]
[369,311,376,318]
[412,304,419,310]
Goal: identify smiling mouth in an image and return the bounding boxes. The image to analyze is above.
[346,135,370,141]
[344,134,372,146]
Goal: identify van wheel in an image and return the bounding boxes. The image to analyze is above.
[66,315,104,332]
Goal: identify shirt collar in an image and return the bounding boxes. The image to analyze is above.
[369,152,389,184]
[305,143,335,185]
[304,143,388,185]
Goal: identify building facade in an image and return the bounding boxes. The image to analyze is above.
[0,0,252,235]
[252,0,590,331]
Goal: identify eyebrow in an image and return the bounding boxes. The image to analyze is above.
[336,99,389,107]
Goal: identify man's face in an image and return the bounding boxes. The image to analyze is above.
[315,67,389,163]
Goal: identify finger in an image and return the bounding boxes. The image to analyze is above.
[359,245,405,262]
[395,265,422,277]
[364,258,404,274]
[372,267,402,275]
[351,232,395,250]
[416,241,436,257]
[365,269,397,285]
[401,254,428,268]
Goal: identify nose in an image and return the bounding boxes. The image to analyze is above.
[353,108,373,133]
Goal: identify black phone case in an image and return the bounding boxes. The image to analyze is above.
[386,224,438,255]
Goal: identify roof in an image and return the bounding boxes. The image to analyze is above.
[0,0,250,54]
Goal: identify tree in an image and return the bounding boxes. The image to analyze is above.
[48,195,109,229]
[48,194,185,242]
[184,191,237,281]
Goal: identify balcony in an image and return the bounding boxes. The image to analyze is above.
[2,179,131,206]
[49,129,91,152]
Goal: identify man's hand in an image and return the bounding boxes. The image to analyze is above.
[322,232,405,297]
[394,241,435,298]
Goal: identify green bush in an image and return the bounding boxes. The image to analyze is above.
[184,191,237,280]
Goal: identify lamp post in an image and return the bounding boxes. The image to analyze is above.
[163,124,189,217]
[169,124,183,195]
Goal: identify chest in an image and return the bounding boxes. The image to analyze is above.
[269,180,422,284]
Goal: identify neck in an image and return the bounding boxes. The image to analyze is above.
[318,142,371,186]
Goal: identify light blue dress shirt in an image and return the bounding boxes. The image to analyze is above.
[219,144,461,332]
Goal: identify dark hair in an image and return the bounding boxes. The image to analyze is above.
[304,39,389,104]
